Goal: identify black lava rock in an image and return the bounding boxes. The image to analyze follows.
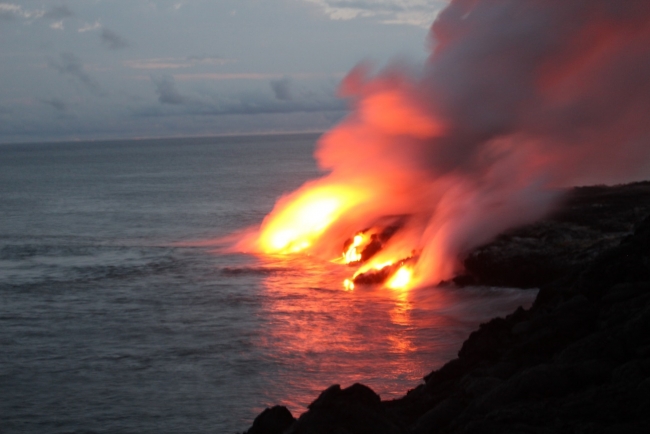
[459,181,650,288]
[245,406,295,434]
[287,383,406,434]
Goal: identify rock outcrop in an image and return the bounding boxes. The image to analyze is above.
[458,181,650,288]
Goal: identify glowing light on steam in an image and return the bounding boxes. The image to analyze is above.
[238,0,650,292]
[257,184,371,254]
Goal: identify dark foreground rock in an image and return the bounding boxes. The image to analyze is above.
[246,406,295,434]
[244,192,650,433]
[289,383,405,434]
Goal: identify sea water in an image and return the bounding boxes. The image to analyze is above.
[0,134,536,433]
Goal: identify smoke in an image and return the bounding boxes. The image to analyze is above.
[250,0,650,287]
[418,0,650,183]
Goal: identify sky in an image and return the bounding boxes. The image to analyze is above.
[0,0,447,144]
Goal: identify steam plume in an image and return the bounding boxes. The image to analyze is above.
[246,0,650,287]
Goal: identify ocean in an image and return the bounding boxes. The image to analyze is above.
[0,134,537,433]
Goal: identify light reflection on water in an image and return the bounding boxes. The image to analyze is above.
[241,254,537,415]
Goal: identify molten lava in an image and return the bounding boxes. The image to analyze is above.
[342,233,366,264]
[260,198,418,289]
[256,184,371,255]
[387,267,413,290]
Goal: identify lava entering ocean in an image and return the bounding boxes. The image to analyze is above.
[237,0,650,290]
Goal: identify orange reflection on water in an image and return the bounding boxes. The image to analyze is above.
[246,254,538,417]
[387,288,415,354]
[253,255,459,413]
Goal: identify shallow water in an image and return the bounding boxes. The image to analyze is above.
[0,134,536,433]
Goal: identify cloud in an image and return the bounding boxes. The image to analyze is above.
[78,21,101,33]
[77,21,130,52]
[270,76,293,101]
[168,72,344,81]
[44,5,73,20]
[124,56,235,70]
[0,3,72,23]
[172,72,285,81]
[185,55,237,66]
[50,20,64,30]
[144,72,347,117]
[143,75,346,117]
[151,75,185,105]
[100,28,129,50]
[201,96,345,116]
[48,52,101,94]
[40,97,67,111]
[304,0,446,27]
[0,3,44,21]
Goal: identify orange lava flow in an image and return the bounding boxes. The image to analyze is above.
[256,184,371,255]
[342,233,366,264]
[386,266,413,290]
[245,178,423,291]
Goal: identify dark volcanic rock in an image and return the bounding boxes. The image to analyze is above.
[245,406,295,434]
[385,214,650,434]
[459,181,650,288]
[243,184,650,434]
[288,384,406,434]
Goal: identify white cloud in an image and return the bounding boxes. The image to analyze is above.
[1,3,72,26]
[0,3,45,20]
[0,3,22,16]
[304,0,447,27]
[0,3,20,13]
[78,21,101,33]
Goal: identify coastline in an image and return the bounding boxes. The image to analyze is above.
[244,181,650,433]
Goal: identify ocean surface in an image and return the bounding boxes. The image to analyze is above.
[0,134,537,433]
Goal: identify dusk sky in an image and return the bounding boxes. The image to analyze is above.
[0,0,447,144]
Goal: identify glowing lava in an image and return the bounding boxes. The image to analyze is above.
[343,233,366,264]
[257,184,370,255]
[387,267,413,290]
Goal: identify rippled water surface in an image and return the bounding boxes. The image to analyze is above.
[0,135,536,433]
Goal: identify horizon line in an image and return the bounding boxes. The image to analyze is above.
[0,129,328,147]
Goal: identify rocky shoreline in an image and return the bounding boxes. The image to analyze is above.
[457,181,650,288]
[244,182,650,434]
